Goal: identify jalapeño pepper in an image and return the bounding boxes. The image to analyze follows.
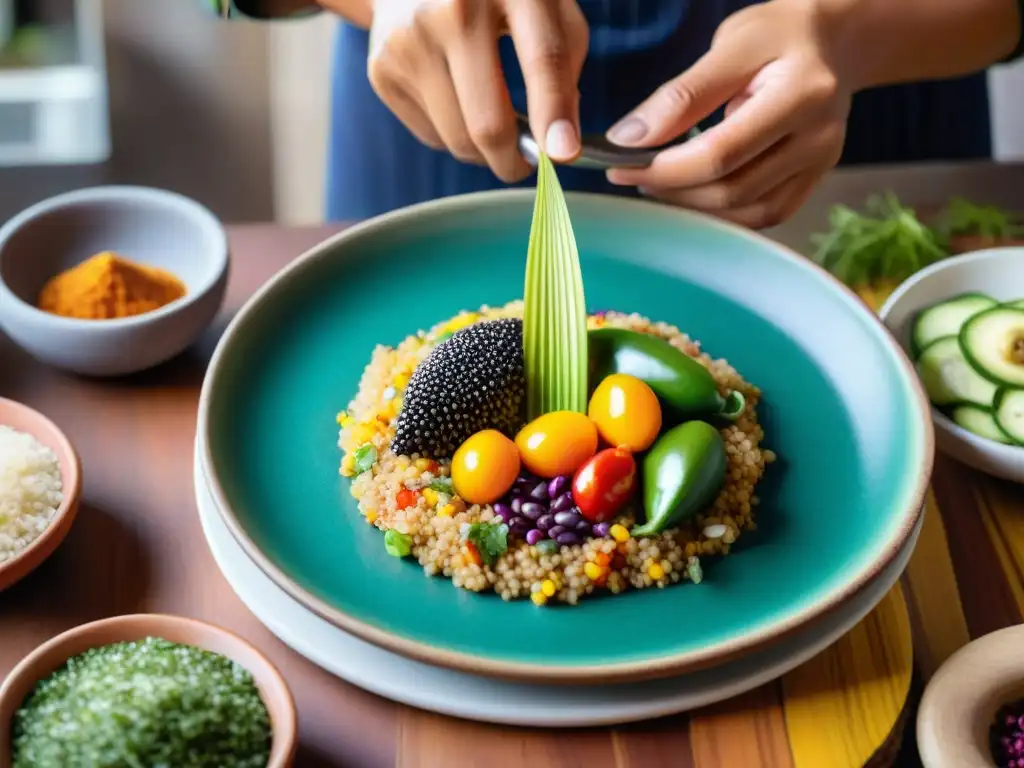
[632,420,727,537]
[588,328,745,421]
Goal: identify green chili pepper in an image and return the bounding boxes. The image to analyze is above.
[384,529,413,558]
[588,328,745,421]
[632,420,727,537]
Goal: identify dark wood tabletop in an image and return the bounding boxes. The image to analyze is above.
[2,162,1024,767]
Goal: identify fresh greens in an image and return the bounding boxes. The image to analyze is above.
[935,196,1024,241]
[523,153,588,420]
[810,193,948,287]
[428,477,454,493]
[384,529,413,558]
[354,443,377,474]
[464,522,509,566]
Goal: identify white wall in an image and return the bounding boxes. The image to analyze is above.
[989,62,1024,161]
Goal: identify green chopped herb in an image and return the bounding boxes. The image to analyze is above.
[523,153,588,419]
[936,196,1024,241]
[354,443,377,474]
[12,637,270,768]
[535,539,558,555]
[687,556,704,585]
[384,529,413,558]
[428,477,454,493]
[464,522,509,566]
[810,193,948,287]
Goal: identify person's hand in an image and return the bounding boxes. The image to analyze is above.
[605,0,852,229]
[364,0,588,182]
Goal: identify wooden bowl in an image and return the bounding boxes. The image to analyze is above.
[0,397,81,592]
[917,624,1024,767]
[0,613,298,767]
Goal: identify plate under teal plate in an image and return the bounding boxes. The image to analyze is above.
[200,191,931,681]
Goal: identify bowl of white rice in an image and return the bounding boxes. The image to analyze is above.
[0,397,81,592]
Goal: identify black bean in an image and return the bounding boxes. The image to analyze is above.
[556,532,581,546]
[550,493,575,513]
[553,510,580,527]
[529,482,549,501]
[575,519,592,533]
[547,475,569,499]
[510,518,532,534]
[515,476,534,491]
[493,502,513,522]
[536,514,555,531]
[547,525,567,539]
[521,501,545,520]
[511,497,523,514]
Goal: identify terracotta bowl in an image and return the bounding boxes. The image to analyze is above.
[0,397,82,593]
[0,613,298,768]
[917,624,1024,768]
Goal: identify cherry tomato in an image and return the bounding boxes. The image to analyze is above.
[514,411,599,478]
[588,373,662,452]
[396,488,420,510]
[572,447,637,523]
[451,429,521,505]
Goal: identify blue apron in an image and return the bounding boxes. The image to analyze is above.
[326,0,992,221]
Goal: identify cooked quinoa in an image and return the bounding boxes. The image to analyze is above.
[337,302,775,606]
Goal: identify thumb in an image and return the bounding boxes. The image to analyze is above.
[507,0,588,162]
[607,41,759,148]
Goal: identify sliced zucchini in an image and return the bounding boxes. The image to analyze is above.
[959,306,1024,387]
[1003,299,1024,310]
[950,404,1013,444]
[916,336,998,407]
[911,293,996,357]
[994,388,1024,444]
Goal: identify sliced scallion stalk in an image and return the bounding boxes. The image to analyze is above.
[523,153,588,420]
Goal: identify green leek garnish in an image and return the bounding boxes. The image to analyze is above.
[523,154,588,420]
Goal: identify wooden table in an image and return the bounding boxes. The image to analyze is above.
[2,161,1024,767]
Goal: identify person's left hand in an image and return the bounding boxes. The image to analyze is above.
[604,0,852,229]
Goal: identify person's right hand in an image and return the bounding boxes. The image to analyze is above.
[365,0,588,182]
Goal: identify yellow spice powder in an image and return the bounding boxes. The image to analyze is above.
[37,251,186,320]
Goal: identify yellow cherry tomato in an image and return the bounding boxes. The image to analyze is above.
[451,430,521,505]
[514,411,599,478]
[588,373,662,452]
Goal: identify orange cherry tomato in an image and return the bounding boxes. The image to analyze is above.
[451,429,521,505]
[514,411,599,478]
[571,447,637,523]
[588,373,662,452]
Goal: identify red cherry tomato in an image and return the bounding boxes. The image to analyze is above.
[396,488,420,510]
[571,447,637,523]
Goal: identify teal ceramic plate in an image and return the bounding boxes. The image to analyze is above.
[199,191,933,684]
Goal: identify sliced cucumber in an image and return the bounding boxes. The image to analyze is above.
[959,306,1024,387]
[911,293,996,357]
[994,388,1024,444]
[950,404,1013,444]
[916,336,998,407]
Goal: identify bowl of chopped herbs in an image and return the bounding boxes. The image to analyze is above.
[0,613,297,768]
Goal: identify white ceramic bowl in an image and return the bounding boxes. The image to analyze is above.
[0,186,229,377]
[879,247,1024,483]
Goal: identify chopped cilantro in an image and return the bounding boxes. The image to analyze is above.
[464,522,508,566]
[428,477,453,493]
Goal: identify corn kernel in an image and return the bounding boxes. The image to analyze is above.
[336,411,348,425]
[649,563,665,580]
[584,562,603,581]
[531,592,548,606]
[394,373,410,390]
[439,504,456,517]
[414,458,431,471]
[365,510,378,524]
[610,524,630,543]
[340,454,356,477]
[422,488,439,507]
[541,579,556,597]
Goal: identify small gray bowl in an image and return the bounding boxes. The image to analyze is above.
[0,186,229,377]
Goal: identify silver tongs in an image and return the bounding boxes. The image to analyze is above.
[516,113,699,171]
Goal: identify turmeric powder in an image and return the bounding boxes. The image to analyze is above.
[37,251,187,320]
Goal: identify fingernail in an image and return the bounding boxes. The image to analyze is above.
[545,120,579,160]
[607,116,648,146]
